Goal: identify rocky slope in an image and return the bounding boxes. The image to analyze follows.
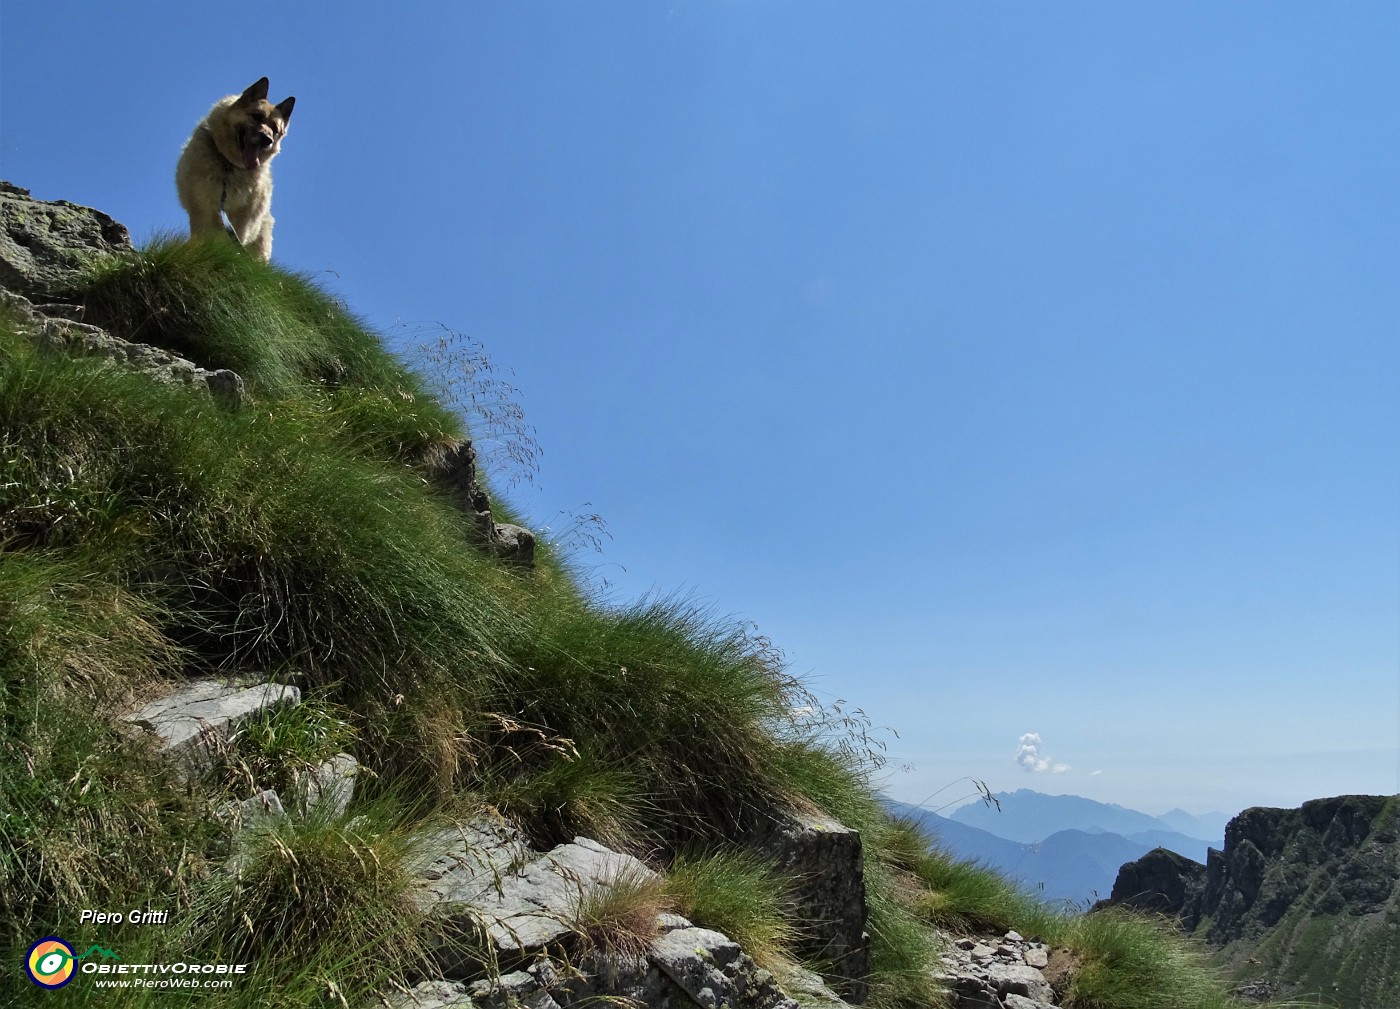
[1108,794,1400,1006]
[0,180,1109,1009]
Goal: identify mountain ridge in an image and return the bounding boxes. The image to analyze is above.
[1108,793,1400,1008]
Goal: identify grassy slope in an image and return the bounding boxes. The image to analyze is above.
[0,239,1246,1008]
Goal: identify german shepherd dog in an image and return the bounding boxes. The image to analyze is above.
[176,77,295,262]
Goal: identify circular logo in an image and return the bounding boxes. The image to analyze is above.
[26,937,76,989]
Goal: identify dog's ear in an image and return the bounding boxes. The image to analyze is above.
[240,77,270,104]
[276,96,296,121]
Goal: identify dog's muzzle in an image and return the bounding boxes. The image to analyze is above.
[236,125,275,170]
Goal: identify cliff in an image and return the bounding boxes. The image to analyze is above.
[2,181,1246,1009]
[1109,794,1400,1006]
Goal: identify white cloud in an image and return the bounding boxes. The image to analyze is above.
[1016,732,1050,772]
[1016,732,1070,774]
[1091,770,1103,776]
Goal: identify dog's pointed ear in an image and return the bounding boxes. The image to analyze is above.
[276,96,296,121]
[240,77,270,104]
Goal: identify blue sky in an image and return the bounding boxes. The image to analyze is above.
[3,2,1397,818]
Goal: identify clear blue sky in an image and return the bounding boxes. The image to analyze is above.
[3,2,1397,818]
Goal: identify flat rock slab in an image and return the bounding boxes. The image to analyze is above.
[123,678,300,774]
[475,837,657,954]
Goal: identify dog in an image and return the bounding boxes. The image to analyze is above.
[176,77,295,262]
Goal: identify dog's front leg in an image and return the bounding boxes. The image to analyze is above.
[183,192,227,240]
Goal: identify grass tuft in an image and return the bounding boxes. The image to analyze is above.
[570,868,675,961]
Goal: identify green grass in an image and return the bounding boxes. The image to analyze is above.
[1061,909,1237,1009]
[213,695,359,808]
[1,241,1251,1008]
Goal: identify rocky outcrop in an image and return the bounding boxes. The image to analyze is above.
[1108,794,1400,1008]
[1106,846,1207,919]
[404,817,809,1009]
[0,180,534,565]
[2,286,249,405]
[0,181,131,299]
[419,438,536,566]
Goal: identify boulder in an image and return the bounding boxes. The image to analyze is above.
[294,751,358,817]
[650,926,796,1009]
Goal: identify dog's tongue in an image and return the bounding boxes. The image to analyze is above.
[241,144,260,171]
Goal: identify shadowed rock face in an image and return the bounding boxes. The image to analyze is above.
[1108,794,1400,1007]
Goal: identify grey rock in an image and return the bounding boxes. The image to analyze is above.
[1022,946,1049,969]
[983,963,1054,1004]
[216,788,285,830]
[778,965,850,1009]
[757,811,869,1003]
[124,678,299,775]
[492,523,536,567]
[935,929,1062,1009]
[1231,981,1275,1003]
[469,970,562,1009]
[294,751,358,817]
[417,827,655,975]
[549,951,684,1009]
[1003,996,1055,1009]
[386,979,474,1009]
[0,180,131,299]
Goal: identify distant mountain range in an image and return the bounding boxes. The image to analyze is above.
[884,790,1230,906]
